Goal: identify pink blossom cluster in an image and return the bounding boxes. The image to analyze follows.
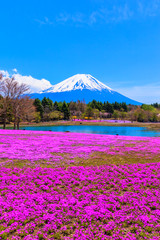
[0,130,160,239]
[0,130,160,166]
[0,164,160,239]
[72,119,131,123]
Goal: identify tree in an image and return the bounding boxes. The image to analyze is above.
[0,76,29,129]
[120,111,127,120]
[137,112,145,122]
[34,112,41,123]
[11,96,35,129]
[49,111,64,121]
[42,97,53,113]
[141,104,155,112]
[113,102,121,111]
[121,102,128,112]
[151,112,158,122]
[85,106,94,118]
[93,109,100,119]
[113,111,119,120]
[62,102,70,120]
[0,74,3,92]
[69,101,77,116]
[34,98,44,118]
[77,100,86,113]
[106,102,114,113]
[53,101,59,111]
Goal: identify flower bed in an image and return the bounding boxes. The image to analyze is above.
[0,164,160,239]
[0,130,160,239]
[0,130,160,168]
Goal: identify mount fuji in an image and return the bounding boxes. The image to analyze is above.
[30,74,141,105]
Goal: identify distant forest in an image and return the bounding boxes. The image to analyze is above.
[1,75,160,130]
[33,97,160,123]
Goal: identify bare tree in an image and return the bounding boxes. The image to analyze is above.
[11,96,35,129]
[1,77,29,99]
[0,75,30,129]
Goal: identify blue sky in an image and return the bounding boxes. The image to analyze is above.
[0,0,160,103]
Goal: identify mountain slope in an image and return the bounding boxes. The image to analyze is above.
[43,74,112,92]
[31,74,142,105]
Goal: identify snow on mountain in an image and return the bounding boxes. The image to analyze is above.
[32,73,141,105]
[43,74,112,93]
[0,70,141,104]
[0,70,52,93]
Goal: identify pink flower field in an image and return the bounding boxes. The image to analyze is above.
[0,130,160,239]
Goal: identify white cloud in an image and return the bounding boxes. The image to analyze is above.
[12,68,18,73]
[0,70,53,93]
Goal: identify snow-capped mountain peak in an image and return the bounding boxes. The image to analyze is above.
[43,74,112,93]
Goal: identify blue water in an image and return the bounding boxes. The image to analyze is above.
[17,125,160,137]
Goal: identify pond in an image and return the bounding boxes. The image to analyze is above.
[16,125,160,137]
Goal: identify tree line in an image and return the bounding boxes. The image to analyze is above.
[33,97,160,123]
[0,74,160,129]
[33,97,130,122]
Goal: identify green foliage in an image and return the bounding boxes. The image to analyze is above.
[137,111,145,122]
[49,111,64,120]
[141,104,155,111]
[120,111,127,120]
[34,98,44,117]
[151,113,158,122]
[85,106,94,118]
[34,112,41,123]
[62,102,70,120]
[32,97,160,123]
[103,101,114,113]
[93,109,100,119]
[152,103,160,109]
[42,97,53,111]
[113,111,119,120]
[53,101,59,111]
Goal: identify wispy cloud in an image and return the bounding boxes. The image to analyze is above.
[116,82,160,104]
[55,4,134,26]
[137,0,160,17]
[55,1,160,25]
[35,17,53,25]
[56,12,85,24]
[35,0,160,27]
